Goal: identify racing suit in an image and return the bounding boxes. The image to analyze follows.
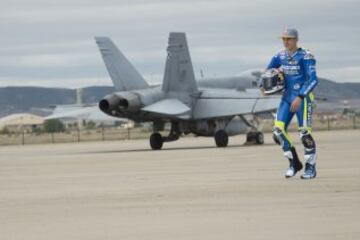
[267,48,318,165]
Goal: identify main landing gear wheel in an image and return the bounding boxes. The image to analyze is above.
[214,130,229,147]
[150,132,163,150]
[246,131,264,145]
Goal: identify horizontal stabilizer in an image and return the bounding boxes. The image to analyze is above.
[45,105,123,121]
[141,99,190,117]
[45,107,94,120]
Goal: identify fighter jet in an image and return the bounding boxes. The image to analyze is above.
[96,32,280,150]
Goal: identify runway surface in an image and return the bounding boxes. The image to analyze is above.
[1,130,359,240]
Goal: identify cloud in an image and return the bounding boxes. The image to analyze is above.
[319,66,360,83]
[0,53,97,68]
[0,0,359,87]
[0,76,112,88]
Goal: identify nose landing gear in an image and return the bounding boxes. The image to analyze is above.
[245,131,264,145]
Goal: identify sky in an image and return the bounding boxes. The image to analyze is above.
[0,0,359,88]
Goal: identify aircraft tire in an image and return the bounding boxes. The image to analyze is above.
[255,132,264,145]
[215,130,228,147]
[246,132,256,142]
[150,133,163,150]
[246,131,264,145]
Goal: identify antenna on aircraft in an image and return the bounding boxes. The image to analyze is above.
[200,69,204,79]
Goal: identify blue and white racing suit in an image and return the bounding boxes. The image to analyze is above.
[267,48,318,164]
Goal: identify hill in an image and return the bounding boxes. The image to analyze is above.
[0,78,359,117]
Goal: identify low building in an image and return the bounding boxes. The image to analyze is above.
[0,113,44,133]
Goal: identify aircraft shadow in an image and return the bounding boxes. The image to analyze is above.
[78,143,275,155]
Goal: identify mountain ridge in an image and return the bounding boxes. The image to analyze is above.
[0,78,359,117]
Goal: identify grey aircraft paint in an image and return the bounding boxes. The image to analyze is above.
[96,32,280,149]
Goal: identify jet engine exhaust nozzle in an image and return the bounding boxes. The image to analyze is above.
[99,92,141,114]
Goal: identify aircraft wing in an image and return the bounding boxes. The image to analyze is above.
[193,89,280,119]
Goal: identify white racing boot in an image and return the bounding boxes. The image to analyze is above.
[301,154,317,179]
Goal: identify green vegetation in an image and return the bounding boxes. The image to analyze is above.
[0,127,10,134]
[84,120,96,130]
[43,119,65,133]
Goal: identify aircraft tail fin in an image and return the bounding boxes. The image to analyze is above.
[95,37,149,91]
[162,32,198,93]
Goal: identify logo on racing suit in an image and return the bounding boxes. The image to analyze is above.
[288,59,298,65]
[281,65,300,75]
[294,83,300,90]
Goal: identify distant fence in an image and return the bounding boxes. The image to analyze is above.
[261,115,359,132]
[0,116,359,146]
[0,127,153,146]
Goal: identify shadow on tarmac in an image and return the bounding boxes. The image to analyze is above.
[77,143,275,155]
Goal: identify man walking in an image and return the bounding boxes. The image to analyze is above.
[266,28,318,179]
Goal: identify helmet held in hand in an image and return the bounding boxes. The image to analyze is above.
[260,68,285,95]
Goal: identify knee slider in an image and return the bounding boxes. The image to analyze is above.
[272,133,281,145]
[272,127,282,145]
[300,130,315,149]
[273,127,283,135]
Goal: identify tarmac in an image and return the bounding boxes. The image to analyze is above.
[0,129,359,240]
